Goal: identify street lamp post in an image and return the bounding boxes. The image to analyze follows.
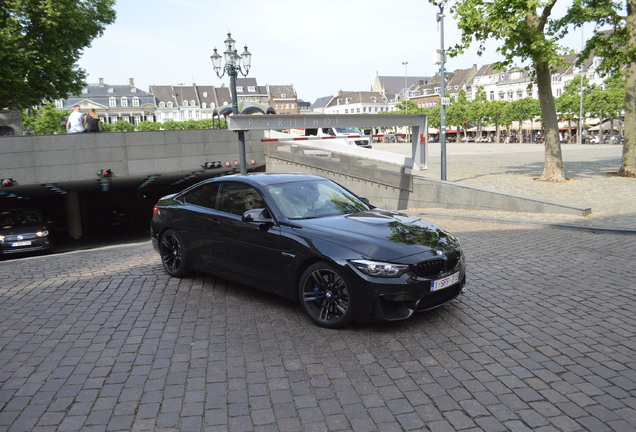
[402,61,409,114]
[211,32,252,174]
[435,1,448,181]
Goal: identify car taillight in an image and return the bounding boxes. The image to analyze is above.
[152,205,159,217]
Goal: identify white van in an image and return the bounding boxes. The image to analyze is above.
[296,127,372,148]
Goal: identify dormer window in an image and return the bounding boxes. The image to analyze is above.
[183,100,188,107]
[190,100,196,106]
[345,98,351,104]
[370,96,377,103]
[132,97,139,106]
[248,86,256,92]
[281,94,286,98]
[203,92,208,97]
[236,86,244,92]
[109,97,116,107]
[337,99,342,105]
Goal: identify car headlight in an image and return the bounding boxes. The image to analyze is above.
[0,235,4,242]
[36,230,49,237]
[350,260,409,278]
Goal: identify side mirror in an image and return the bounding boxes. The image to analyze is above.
[242,208,274,223]
[358,196,374,208]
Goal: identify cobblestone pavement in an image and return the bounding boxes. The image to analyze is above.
[1,217,635,432]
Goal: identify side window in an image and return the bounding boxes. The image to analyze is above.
[183,183,219,209]
[218,183,266,216]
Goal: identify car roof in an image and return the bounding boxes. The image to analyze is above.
[205,172,327,187]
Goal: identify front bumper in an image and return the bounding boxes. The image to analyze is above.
[346,264,466,323]
[0,238,52,255]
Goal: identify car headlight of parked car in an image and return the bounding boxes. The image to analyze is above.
[350,260,410,278]
[36,230,49,237]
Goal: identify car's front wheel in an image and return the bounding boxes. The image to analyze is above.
[159,229,189,277]
[299,262,353,328]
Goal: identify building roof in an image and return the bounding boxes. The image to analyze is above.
[62,78,157,110]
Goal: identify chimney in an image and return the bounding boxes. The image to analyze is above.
[129,78,135,87]
[99,78,104,87]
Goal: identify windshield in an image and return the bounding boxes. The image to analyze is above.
[0,210,43,228]
[334,127,362,134]
[267,180,369,219]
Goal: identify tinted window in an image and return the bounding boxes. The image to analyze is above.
[268,180,368,219]
[183,182,219,209]
[218,183,266,216]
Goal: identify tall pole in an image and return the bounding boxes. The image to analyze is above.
[228,70,247,174]
[578,25,585,146]
[437,2,447,181]
[402,61,409,114]
[211,33,252,175]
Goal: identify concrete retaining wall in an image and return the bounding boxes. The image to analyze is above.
[0,129,266,185]
[266,149,591,216]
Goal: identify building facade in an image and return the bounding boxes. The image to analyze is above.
[55,78,158,125]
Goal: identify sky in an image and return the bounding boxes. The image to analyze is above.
[78,0,592,104]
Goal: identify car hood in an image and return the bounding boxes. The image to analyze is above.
[0,224,47,236]
[292,209,460,261]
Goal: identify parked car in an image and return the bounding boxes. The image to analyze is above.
[150,173,466,328]
[0,209,52,256]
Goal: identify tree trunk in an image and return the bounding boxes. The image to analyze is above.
[536,59,566,181]
[619,2,636,177]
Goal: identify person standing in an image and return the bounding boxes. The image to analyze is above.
[86,108,100,132]
[66,105,86,133]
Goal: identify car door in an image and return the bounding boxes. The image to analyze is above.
[179,182,221,266]
[206,181,285,293]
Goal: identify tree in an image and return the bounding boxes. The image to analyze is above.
[446,90,471,140]
[565,0,635,176]
[584,75,625,137]
[506,98,541,142]
[556,74,593,141]
[483,100,511,143]
[469,87,489,140]
[446,0,572,181]
[0,0,116,110]
[21,102,66,135]
[391,99,420,114]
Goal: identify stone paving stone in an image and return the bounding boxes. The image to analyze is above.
[1,218,635,431]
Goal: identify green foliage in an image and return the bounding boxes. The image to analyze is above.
[21,102,66,135]
[556,74,593,122]
[446,90,471,132]
[161,121,184,130]
[393,100,420,113]
[506,98,541,124]
[111,120,135,132]
[424,107,441,129]
[584,75,625,121]
[446,0,570,73]
[0,0,117,110]
[135,121,163,131]
[99,122,115,132]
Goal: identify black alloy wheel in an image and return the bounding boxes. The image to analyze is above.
[159,229,189,277]
[299,262,353,328]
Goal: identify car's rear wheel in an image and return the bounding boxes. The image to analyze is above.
[159,229,189,277]
[299,262,353,328]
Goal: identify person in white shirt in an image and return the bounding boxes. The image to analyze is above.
[66,105,86,133]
